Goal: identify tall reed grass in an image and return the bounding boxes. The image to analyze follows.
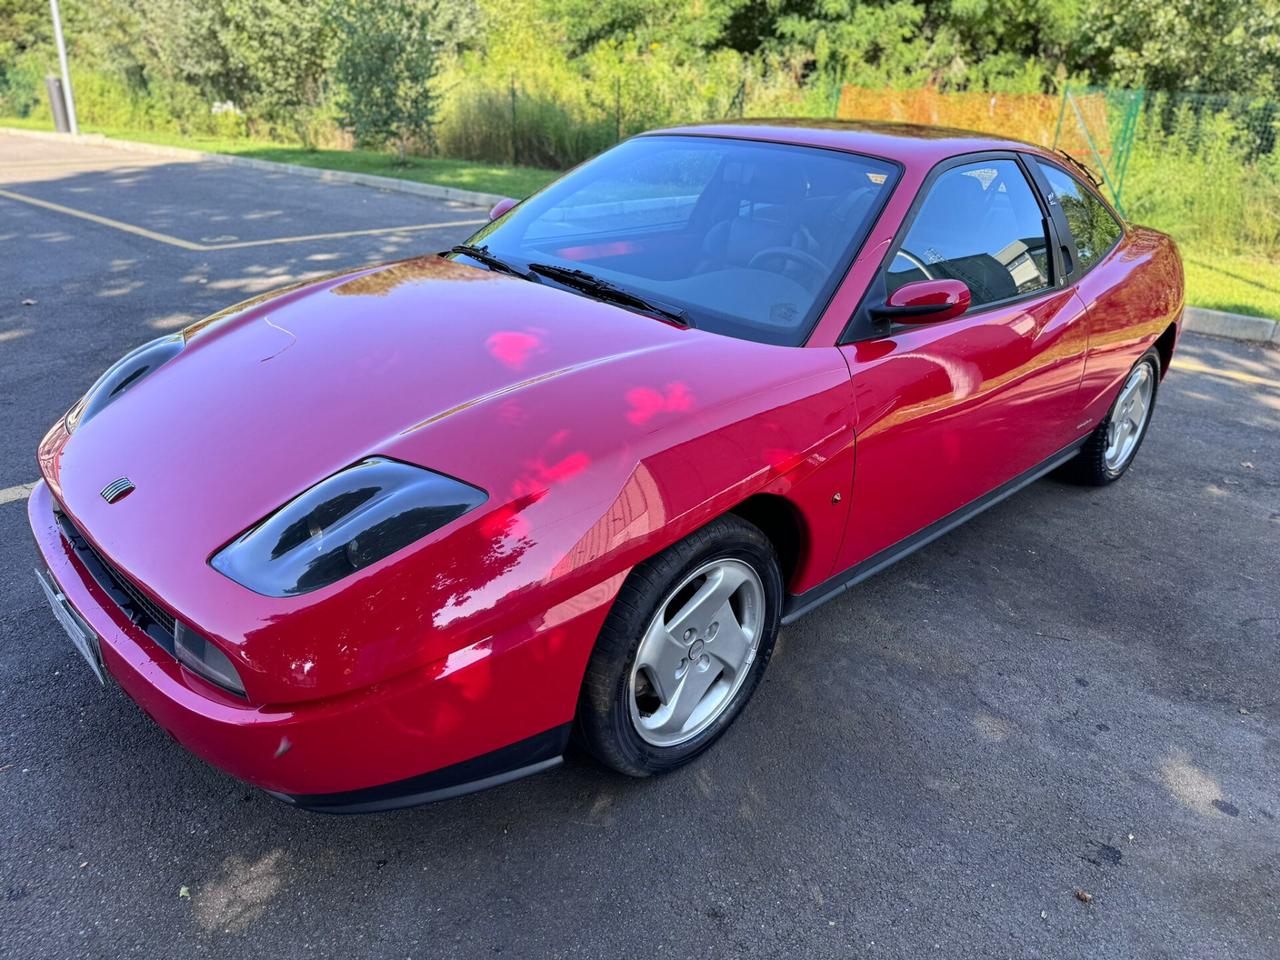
[1123,103,1280,258]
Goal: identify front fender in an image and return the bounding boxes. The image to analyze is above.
[200,336,856,706]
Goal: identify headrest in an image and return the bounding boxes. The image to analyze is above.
[723,159,808,206]
[916,171,986,236]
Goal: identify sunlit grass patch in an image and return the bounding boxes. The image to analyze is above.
[1181,249,1280,319]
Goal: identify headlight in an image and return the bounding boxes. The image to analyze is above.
[65,334,184,433]
[210,458,487,597]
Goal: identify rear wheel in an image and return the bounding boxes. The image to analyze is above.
[1069,349,1161,485]
[576,514,782,777]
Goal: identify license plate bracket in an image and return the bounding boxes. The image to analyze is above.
[35,567,106,685]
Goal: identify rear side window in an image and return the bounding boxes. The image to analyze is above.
[1036,161,1123,272]
[887,159,1051,310]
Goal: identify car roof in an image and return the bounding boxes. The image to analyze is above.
[644,118,1050,169]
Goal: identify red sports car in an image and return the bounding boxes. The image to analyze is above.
[30,121,1183,811]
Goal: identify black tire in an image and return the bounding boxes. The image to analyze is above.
[1067,348,1162,486]
[575,514,783,777]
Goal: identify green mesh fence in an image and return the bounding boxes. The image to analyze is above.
[1054,86,1280,225]
[1053,87,1144,214]
[1053,86,1279,318]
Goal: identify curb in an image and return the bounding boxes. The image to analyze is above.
[1183,306,1279,347]
[1,126,510,209]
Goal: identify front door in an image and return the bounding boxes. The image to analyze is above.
[834,154,1089,570]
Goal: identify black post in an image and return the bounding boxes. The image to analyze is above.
[509,77,518,166]
[45,75,70,133]
[615,76,622,143]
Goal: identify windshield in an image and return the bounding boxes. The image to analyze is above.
[459,135,900,346]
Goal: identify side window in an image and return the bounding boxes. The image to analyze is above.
[1036,161,1123,272]
[887,159,1052,310]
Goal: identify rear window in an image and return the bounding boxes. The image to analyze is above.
[1036,161,1124,272]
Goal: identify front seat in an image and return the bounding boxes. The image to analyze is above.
[699,164,819,273]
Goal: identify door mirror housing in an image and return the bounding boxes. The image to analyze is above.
[488,197,518,221]
[871,279,971,324]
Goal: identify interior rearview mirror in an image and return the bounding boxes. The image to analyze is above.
[871,279,971,324]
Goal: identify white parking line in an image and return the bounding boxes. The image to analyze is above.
[0,481,37,506]
[0,187,205,249]
[0,187,484,251]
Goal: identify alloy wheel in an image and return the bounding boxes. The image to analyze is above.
[1104,362,1155,472]
[628,558,765,748]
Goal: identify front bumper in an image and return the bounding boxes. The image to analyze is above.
[28,480,586,809]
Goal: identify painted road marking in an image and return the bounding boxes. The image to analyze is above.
[1172,357,1278,388]
[0,187,205,249]
[0,187,483,251]
[0,481,37,506]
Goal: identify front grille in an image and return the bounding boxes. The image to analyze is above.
[55,509,177,648]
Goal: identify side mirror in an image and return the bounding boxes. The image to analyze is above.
[488,197,518,221]
[871,279,970,324]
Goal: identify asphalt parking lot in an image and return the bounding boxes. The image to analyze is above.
[1,132,1277,960]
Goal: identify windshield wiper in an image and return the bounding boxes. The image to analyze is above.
[449,244,539,282]
[526,263,691,327]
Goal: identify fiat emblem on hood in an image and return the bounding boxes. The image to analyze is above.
[100,477,135,504]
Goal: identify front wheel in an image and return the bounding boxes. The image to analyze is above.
[575,514,782,777]
[1069,348,1161,485]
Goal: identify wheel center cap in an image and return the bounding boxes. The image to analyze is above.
[688,639,705,659]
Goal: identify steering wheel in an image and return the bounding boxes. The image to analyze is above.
[746,246,829,290]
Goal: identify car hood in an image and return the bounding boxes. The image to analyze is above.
[47,257,692,580]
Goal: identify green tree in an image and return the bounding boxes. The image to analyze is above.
[770,0,933,87]
[928,0,1086,90]
[218,0,336,142]
[0,0,53,114]
[542,0,747,56]
[0,0,51,63]
[77,0,241,120]
[1083,0,1280,94]
[334,0,446,160]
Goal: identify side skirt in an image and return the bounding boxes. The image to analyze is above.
[269,723,572,814]
[781,437,1088,625]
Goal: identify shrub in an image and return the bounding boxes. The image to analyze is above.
[334,0,445,159]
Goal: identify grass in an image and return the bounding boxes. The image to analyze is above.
[3,116,1277,319]
[1180,249,1280,320]
[0,116,559,199]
